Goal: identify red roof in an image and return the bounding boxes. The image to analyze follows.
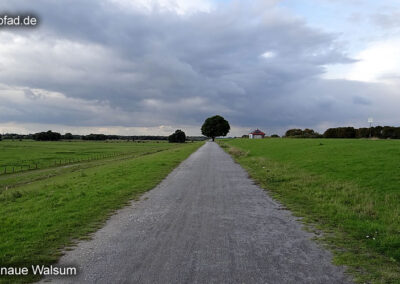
[250,129,265,135]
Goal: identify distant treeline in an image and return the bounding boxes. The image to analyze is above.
[285,128,322,138]
[0,131,207,141]
[285,126,400,139]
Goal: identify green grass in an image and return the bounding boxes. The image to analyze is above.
[0,140,172,173]
[0,141,177,193]
[219,138,400,283]
[0,140,203,283]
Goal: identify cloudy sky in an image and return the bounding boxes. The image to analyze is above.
[0,0,399,136]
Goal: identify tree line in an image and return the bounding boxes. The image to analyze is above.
[0,131,207,141]
[285,126,400,139]
[0,115,231,143]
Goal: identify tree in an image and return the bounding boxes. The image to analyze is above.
[83,134,107,141]
[63,133,73,140]
[302,128,319,138]
[323,127,355,138]
[339,127,356,138]
[285,129,303,137]
[372,126,383,138]
[168,130,186,143]
[201,115,230,141]
[285,128,320,138]
[356,128,370,138]
[33,130,61,141]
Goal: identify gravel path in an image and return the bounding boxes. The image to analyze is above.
[42,142,351,284]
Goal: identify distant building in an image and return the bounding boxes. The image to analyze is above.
[249,129,266,139]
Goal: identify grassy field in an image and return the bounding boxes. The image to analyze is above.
[0,140,203,283]
[0,140,173,174]
[219,138,400,284]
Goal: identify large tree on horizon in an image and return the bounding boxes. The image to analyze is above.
[168,129,186,143]
[201,115,230,141]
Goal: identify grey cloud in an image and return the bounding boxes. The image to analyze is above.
[353,96,371,106]
[0,0,396,134]
[371,12,400,29]
[23,89,42,100]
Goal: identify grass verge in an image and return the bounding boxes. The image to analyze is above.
[0,142,203,283]
[219,139,400,284]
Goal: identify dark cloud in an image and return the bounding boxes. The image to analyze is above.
[0,0,397,135]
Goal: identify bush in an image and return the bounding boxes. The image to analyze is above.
[168,130,186,143]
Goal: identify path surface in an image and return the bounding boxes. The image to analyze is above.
[42,142,351,284]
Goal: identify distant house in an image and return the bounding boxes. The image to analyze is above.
[249,129,266,139]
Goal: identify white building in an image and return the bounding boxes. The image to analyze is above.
[249,129,266,139]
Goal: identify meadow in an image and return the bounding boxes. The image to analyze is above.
[219,138,400,284]
[0,140,203,283]
[0,140,173,174]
